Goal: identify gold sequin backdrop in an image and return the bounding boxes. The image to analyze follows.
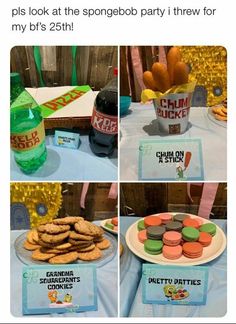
[178,46,227,106]
[11,183,62,228]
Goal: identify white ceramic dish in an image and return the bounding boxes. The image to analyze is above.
[125,213,226,266]
[100,219,118,235]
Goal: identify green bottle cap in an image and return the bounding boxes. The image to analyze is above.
[10,72,22,85]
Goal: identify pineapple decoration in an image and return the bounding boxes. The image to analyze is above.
[178,46,227,106]
[11,183,62,228]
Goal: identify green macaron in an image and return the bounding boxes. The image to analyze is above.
[137,220,146,231]
[105,223,114,230]
[199,223,216,236]
[144,239,163,255]
[182,226,200,242]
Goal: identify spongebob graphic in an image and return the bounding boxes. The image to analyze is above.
[48,290,58,303]
[176,151,192,180]
[163,285,189,301]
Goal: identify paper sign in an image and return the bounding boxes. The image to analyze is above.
[54,130,80,149]
[22,264,97,315]
[142,264,208,305]
[138,138,204,181]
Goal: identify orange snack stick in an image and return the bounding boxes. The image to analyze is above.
[184,151,192,169]
[167,47,182,85]
[143,71,158,91]
[173,61,189,86]
[151,63,171,93]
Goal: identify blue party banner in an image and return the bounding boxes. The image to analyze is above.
[22,264,97,315]
[142,264,208,305]
[138,138,204,181]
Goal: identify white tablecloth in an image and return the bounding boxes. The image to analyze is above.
[11,135,118,181]
[120,103,227,181]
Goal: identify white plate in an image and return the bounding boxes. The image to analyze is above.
[15,231,117,268]
[125,213,227,266]
[100,219,118,235]
[207,106,227,128]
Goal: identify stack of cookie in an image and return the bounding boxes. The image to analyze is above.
[23,217,111,264]
[212,98,227,122]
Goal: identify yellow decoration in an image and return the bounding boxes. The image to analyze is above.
[141,81,196,103]
[11,183,62,228]
[178,46,227,106]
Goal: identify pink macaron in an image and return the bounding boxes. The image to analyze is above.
[138,229,147,243]
[163,231,182,246]
[158,213,172,224]
[195,217,204,227]
[163,245,182,260]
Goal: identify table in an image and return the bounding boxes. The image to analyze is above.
[120,104,227,181]
[120,216,227,317]
[11,229,118,317]
[11,135,118,181]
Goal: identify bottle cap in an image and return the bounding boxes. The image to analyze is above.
[113,67,118,76]
[10,72,22,85]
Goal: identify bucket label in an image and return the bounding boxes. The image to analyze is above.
[11,121,45,152]
[91,107,118,135]
[154,93,193,134]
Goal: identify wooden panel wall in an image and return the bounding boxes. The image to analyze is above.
[10,46,118,90]
[58,183,117,220]
[120,183,227,219]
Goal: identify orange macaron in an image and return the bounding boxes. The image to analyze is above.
[182,242,203,258]
[198,232,212,247]
[183,218,200,229]
[111,217,118,226]
[144,215,162,227]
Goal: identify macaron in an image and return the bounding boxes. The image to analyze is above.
[163,231,182,246]
[182,227,200,242]
[195,217,204,226]
[199,223,217,236]
[137,220,146,231]
[198,232,212,247]
[173,213,190,223]
[111,217,118,226]
[183,242,203,258]
[144,239,163,255]
[144,215,162,227]
[158,213,172,224]
[183,218,200,229]
[147,226,166,240]
[105,222,114,230]
[163,245,182,260]
[165,221,182,232]
[138,229,147,243]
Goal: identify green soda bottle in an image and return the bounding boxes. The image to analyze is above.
[10,73,47,174]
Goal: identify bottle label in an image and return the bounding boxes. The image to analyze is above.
[91,107,118,135]
[10,121,45,152]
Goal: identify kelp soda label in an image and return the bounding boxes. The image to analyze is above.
[91,107,118,135]
[10,121,45,152]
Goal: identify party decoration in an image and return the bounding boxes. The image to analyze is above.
[178,46,227,106]
[11,183,62,228]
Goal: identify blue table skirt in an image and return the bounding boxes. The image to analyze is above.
[11,229,118,317]
[120,216,227,317]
